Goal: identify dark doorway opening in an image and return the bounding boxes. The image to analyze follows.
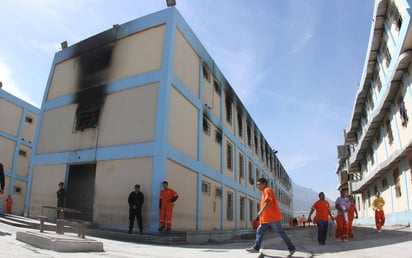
[66,164,96,221]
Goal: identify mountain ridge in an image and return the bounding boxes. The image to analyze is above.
[293,181,334,213]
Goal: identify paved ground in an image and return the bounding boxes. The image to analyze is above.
[1,221,411,258]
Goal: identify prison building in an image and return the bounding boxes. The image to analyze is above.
[337,0,412,226]
[0,87,39,215]
[27,7,293,233]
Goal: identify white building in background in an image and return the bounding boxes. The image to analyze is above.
[337,0,412,226]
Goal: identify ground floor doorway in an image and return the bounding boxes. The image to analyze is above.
[66,163,96,221]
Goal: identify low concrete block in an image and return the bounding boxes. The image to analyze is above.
[16,231,104,252]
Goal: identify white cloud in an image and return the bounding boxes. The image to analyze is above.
[290,29,314,55]
[0,60,36,105]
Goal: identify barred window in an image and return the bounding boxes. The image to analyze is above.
[202,181,211,195]
[203,116,211,135]
[239,153,245,179]
[226,142,233,171]
[385,119,394,144]
[203,64,211,82]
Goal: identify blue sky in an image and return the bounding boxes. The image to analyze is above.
[0,0,375,200]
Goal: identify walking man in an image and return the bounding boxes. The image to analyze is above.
[308,192,334,245]
[128,184,144,234]
[159,181,179,232]
[372,192,385,232]
[246,178,296,257]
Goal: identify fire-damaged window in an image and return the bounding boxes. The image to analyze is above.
[75,103,100,131]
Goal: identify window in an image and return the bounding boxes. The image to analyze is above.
[370,149,375,166]
[202,180,211,195]
[225,94,232,124]
[254,132,258,154]
[385,118,394,144]
[366,190,371,208]
[367,92,374,111]
[382,177,388,189]
[203,116,211,135]
[14,187,22,194]
[239,153,245,179]
[375,130,382,145]
[18,150,27,156]
[213,79,221,95]
[247,123,252,147]
[215,130,222,144]
[255,168,259,183]
[399,100,408,126]
[393,169,401,197]
[374,72,382,92]
[75,104,100,131]
[203,64,211,82]
[25,116,33,124]
[240,197,246,220]
[248,161,254,185]
[380,42,391,68]
[226,142,233,171]
[237,110,243,138]
[249,199,254,221]
[215,187,222,198]
[389,3,402,31]
[227,192,234,220]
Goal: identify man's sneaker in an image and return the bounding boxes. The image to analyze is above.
[343,239,348,242]
[163,228,171,232]
[245,247,259,253]
[288,249,296,257]
[158,226,165,231]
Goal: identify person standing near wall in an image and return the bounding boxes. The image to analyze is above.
[128,184,144,234]
[372,192,385,232]
[6,195,13,214]
[308,192,334,245]
[56,182,65,218]
[159,181,178,232]
[0,163,5,195]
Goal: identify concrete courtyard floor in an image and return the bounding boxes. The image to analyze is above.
[1,221,411,258]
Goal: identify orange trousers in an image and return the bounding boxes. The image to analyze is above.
[348,219,354,238]
[335,215,348,240]
[375,210,385,230]
[160,204,174,229]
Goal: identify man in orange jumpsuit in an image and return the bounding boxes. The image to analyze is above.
[159,181,178,232]
[246,178,296,256]
[335,189,350,241]
[348,195,358,238]
[372,192,385,232]
[6,195,13,214]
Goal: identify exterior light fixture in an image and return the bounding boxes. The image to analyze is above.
[166,0,176,7]
[61,41,68,49]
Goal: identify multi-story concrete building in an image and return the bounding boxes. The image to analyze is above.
[0,87,39,215]
[337,0,412,226]
[27,7,293,233]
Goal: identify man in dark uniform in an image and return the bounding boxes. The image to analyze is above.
[0,163,5,195]
[56,182,65,218]
[128,184,144,234]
